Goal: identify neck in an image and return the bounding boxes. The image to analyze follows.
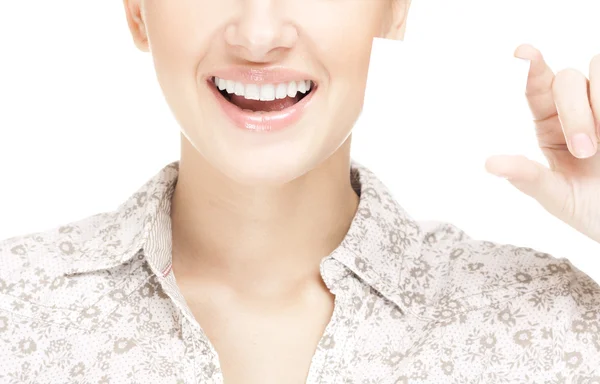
[170,136,360,291]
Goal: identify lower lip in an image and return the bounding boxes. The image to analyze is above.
[207,79,317,133]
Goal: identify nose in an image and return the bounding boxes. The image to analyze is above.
[224,0,298,62]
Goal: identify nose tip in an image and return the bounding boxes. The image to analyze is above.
[224,14,298,62]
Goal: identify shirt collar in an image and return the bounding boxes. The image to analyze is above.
[329,160,430,317]
[63,162,179,276]
[63,159,430,315]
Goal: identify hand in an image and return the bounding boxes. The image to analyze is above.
[485,44,600,243]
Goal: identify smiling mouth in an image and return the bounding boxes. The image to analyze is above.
[210,77,315,113]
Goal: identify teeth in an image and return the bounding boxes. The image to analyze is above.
[275,83,288,100]
[297,80,307,94]
[259,84,276,101]
[226,80,235,94]
[214,77,313,101]
[245,84,260,100]
[217,78,227,91]
[287,81,297,97]
[234,82,244,96]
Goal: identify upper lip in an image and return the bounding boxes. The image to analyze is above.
[208,66,317,85]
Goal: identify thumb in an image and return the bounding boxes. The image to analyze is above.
[485,154,569,215]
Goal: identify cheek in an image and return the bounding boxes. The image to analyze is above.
[325,32,374,70]
[307,11,382,84]
[143,3,215,78]
[142,7,218,134]
[317,27,376,107]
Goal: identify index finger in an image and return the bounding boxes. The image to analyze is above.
[515,44,557,122]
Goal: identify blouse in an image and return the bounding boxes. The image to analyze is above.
[0,160,599,383]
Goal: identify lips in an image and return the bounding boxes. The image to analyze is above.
[206,68,318,133]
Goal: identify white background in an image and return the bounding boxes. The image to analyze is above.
[1,1,599,282]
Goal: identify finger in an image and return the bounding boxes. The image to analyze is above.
[514,44,556,121]
[553,68,598,158]
[485,154,569,219]
[485,154,547,182]
[589,54,600,137]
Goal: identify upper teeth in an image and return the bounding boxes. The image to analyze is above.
[213,77,313,101]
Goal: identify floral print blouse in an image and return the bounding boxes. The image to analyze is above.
[0,160,599,383]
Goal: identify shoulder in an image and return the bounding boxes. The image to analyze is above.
[0,211,115,286]
[0,162,174,282]
[415,221,600,377]
[0,210,155,332]
[418,219,600,312]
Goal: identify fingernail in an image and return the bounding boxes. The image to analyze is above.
[571,133,596,158]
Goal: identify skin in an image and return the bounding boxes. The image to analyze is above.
[122,0,600,381]
[122,0,408,278]
[123,0,410,382]
[486,46,600,244]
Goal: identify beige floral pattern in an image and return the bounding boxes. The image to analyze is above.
[0,159,599,383]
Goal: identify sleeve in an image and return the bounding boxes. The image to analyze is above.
[556,261,600,378]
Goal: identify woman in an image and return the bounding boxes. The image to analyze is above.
[0,0,599,383]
